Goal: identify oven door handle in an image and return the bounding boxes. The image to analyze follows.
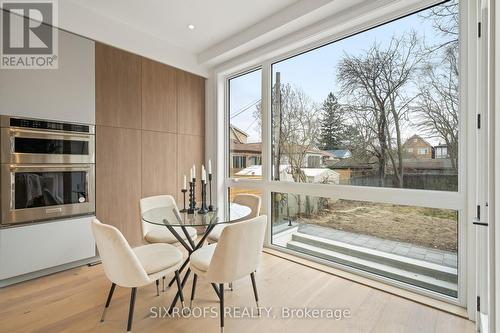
[45,207,63,214]
[9,164,92,171]
[9,128,93,140]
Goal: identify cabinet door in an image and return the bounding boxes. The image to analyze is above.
[95,43,141,129]
[178,71,205,136]
[142,58,177,133]
[96,126,143,246]
[178,134,204,200]
[142,131,178,201]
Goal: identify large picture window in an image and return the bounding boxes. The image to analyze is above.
[228,69,262,179]
[224,0,463,302]
[271,0,459,191]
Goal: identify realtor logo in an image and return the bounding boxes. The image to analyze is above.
[1,0,58,69]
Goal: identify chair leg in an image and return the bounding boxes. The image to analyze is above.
[190,273,198,308]
[174,270,185,308]
[229,282,233,291]
[156,279,160,296]
[219,283,224,333]
[100,283,116,322]
[126,287,137,333]
[250,272,260,315]
[162,276,165,292]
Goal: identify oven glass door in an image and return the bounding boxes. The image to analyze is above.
[14,170,88,209]
[13,137,89,155]
[1,164,95,225]
[1,128,95,164]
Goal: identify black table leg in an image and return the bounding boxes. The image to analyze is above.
[162,218,218,312]
[168,268,191,314]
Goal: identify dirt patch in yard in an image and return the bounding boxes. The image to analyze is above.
[299,199,458,252]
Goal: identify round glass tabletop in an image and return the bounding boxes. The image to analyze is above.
[141,202,251,227]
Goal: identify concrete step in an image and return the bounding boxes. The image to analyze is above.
[291,232,457,283]
[287,236,458,297]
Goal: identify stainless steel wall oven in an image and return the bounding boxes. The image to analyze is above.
[0,116,95,225]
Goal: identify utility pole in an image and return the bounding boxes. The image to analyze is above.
[273,72,282,222]
[274,72,282,181]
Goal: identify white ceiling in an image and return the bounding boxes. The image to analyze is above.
[59,0,381,75]
[72,0,299,53]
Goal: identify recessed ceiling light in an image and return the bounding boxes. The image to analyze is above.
[187,24,195,30]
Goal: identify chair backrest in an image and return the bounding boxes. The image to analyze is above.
[91,219,150,287]
[139,195,177,237]
[233,194,261,221]
[207,215,267,283]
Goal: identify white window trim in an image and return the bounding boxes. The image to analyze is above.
[206,0,480,317]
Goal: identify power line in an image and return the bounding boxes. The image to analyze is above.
[230,98,261,119]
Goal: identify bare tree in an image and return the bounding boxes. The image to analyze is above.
[416,0,459,172]
[337,33,422,187]
[278,84,321,183]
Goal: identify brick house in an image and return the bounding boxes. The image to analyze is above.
[403,134,433,160]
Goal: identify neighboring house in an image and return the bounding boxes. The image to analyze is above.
[230,125,262,174]
[403,134,433,160]
[433,144,449,159]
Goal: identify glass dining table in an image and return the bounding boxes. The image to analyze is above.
[141,203,251,312]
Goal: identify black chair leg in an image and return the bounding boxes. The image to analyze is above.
[127,287,137,333]
[250,272,260,315]
[190,273,198,308]
[100,283,116,322]
[156,279,160,296]
[162,276,165,292]
[174,270,185,308]
[219,283,224,333]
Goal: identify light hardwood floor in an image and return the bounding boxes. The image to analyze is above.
[0,253,474,333]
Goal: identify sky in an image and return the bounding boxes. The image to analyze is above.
[229,1,456,145]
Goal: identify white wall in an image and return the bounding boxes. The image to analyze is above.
[0,28,95,124]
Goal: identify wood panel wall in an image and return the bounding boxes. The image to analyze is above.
[95,43,205,246]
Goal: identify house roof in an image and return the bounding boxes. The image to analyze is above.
[231,142,262,153]
[229,125,250,144]
[400,158,454,170]
[331,158,374,169]
[403,134,432,148]
[326,149,351,158]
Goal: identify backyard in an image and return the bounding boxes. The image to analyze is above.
[299,199,458,252]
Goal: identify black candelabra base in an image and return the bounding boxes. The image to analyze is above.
[199,181,208,214]
[208,173,214,211]
[187,180,197,214]
[180,189,187,212]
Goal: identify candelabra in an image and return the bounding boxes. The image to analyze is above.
[208,173,214,211]
[180,188,187,212]
[187,179,196,214]
[199,180,208,214]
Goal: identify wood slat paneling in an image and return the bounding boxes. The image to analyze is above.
[178,134,204,200]
[141,131,178,201]
[95,43,141,129]
[95,44,205,246]
[141,58,177,133]
[178,71,205,136]
[96,125,142,246]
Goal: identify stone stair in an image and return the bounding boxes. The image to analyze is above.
[286,232,458,297]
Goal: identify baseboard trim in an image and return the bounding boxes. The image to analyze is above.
[263,247,470,320]
[0,256,100,288]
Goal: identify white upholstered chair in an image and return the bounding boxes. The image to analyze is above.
[189,215,267,333]
[92,219,185,333]
[207,194,261,243]
[140,195,197,245]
